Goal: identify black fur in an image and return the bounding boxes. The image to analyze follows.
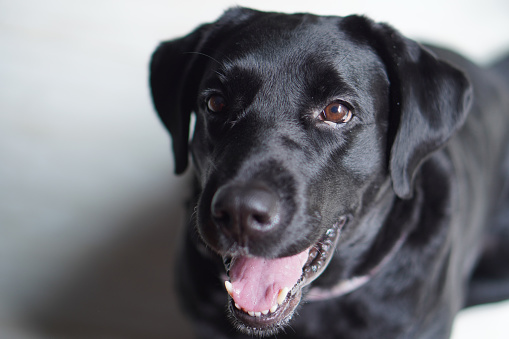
[150,7,509,339]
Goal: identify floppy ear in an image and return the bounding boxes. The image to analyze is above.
[149,24,211,174]
[341,16,472,199]
[388,49,472,199]
[149,8,261,174]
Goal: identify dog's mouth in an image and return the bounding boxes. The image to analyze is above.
[222,217,346,336]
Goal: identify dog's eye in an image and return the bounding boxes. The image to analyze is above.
[320,102,353,125]
[207,95,227,113]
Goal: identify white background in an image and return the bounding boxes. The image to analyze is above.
[1,0,509,338]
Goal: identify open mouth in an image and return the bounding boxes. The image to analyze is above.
[222,217,346,336]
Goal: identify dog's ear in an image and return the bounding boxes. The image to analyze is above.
[149,24,212,174]
[150,7,261,174]
[341,16,472,199]
[387,42,472,200]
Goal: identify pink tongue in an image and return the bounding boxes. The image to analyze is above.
[229,250,309,312]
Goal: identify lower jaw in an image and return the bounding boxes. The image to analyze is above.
[227,289,303,337]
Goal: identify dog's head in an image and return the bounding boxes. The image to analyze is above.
[150,7,471,336]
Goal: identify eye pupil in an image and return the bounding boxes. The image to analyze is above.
[207,95,226,113]
[322,102,352,124]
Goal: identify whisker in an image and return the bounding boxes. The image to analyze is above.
[336,51,350,66]
[184,51,222,66]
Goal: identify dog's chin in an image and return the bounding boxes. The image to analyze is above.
[223,218,346,337]
[226,288,303,337]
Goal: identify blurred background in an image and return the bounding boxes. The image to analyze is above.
[1,0,509,338]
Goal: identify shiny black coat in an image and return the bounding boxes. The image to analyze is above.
[150,8,509,339]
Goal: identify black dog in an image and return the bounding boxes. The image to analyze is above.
[150,7,509,339]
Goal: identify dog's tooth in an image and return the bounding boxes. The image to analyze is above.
[262,309,269,315]
[277,287,290,305]
[270,304,278,313]
[224,281,233,297]
[254,312,261,317]
[235,303,241,310]
[248,311,255,317]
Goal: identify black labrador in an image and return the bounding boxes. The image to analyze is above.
[150,7,509,339]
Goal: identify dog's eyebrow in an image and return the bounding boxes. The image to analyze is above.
[202,62,264,112]
[303,60,355,101]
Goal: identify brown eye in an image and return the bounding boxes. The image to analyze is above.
[321,102,353,124]
[207,95,227,113]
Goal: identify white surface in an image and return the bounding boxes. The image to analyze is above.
[1,1,508,338]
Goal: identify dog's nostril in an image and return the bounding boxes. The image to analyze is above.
[252,212,271,225]
[211,183,281,234]
[246,200,280,228]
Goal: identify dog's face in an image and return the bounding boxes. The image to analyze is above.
[150,8,471,336]
[192,15,391,258]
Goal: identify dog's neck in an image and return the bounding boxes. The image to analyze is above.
[304,223,412,301]
[304,190,422,302]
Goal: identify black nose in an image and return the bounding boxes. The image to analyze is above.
[211,182,281,239]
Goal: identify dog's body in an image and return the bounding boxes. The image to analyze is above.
[150,8,509,338]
